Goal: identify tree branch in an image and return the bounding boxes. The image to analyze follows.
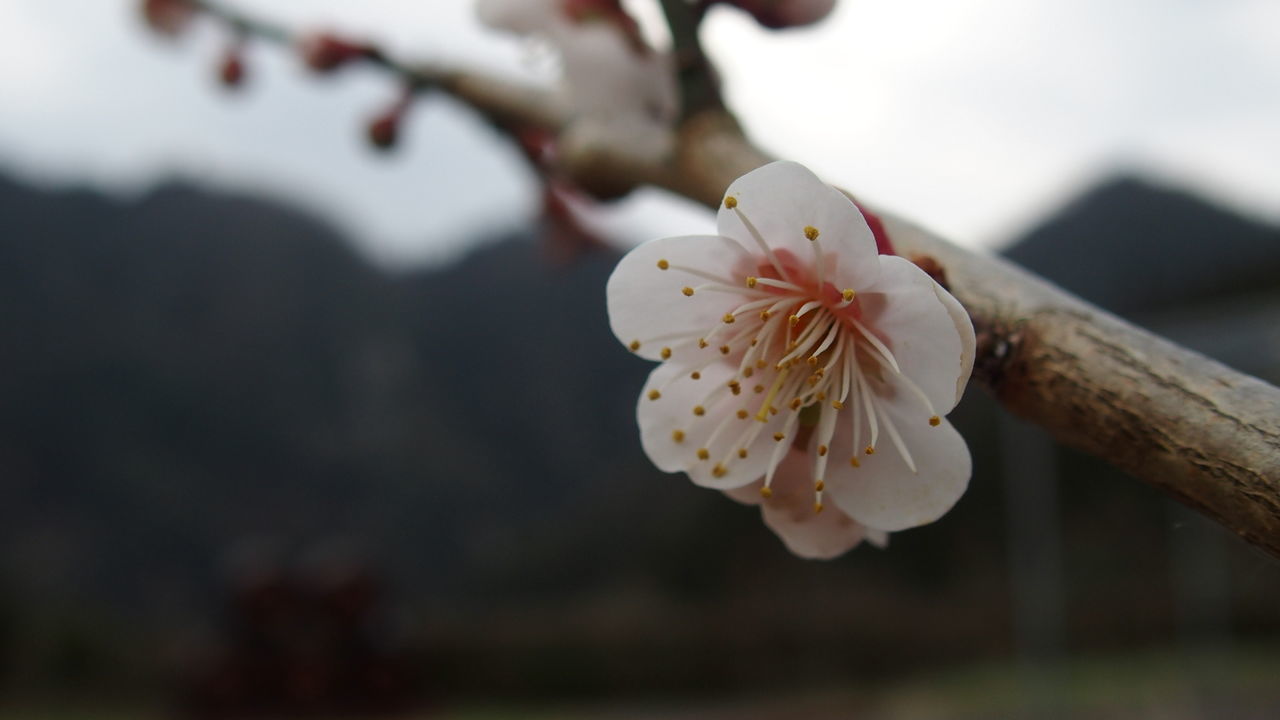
[177,2,1280,558]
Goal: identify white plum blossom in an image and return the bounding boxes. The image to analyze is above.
[477,0,678,162]
[607,161,975,559]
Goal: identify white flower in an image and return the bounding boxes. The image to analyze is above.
[476,0,677,162]
[606,161,975,559]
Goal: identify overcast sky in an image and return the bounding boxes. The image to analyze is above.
[1,0,1277,267]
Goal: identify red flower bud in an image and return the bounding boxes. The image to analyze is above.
[298,33,371,74]
[218,49,246,89]
[140,0,196,37]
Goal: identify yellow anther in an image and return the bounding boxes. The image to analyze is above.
[693,406,706,416]
[807,356,819,366]
[789,315,800,327]
[756,360,767,369]
[723,313,736,324]
[804,225,820,241]
[753,385,765,394]
[769,406,778,415]
[647,389,661,401]
[712,463,727,478]
[736,410,749,419]
[724,195,738,209]
[759,486,773,499]
[842,289,855,302]
[865,445,876,455]
[629,340,641,351]
[698,339,708,349]
[672,429,685,443]
[929,415,942,427]
[719,345,731,355]
[850,457,861,468]
[816,392,826,401]
[832,400,844,410]
[657,259,670,270]
[818,445,828,457]
[738,448,749,459]
[789,398,803,410]
[750,338,759,347]
[660,347,672,359]
[743,367,754,378]
[691,371,702,380]
[813,502,824,514]
[759,310,772,321]
[697,448,710,460]
[814,480,825,491]
[773,432,785,442]
[746,276,758,288]
[729,383,742,396]
[682,286,695,297]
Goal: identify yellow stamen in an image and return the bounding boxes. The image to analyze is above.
[723,313,736,324]
[691,371,702,380]
[738,448,748,458]
[657,259,670,270]
[712,463,727,478]
[865,446,876,455]
[842,289,855,302]
[804,225,820,241]
[813,502,824,514]
[719,345,731,355]
[672,430,685,443]
[660,347,672,359]
[693,406,706,416]
[759,486,773,499]
[682,287,694,297]
[629,340,641,351]
[736,410,749,419]
[647,389,661,401]
[929,415,941,427]
[724,195,738,209]
[746,276,758,288]
[757,368,792,421]
[818,445,828,457]
[773,432,785,442]
[814,480,825,491]
[850,457,861,468]
[697,448,709,460]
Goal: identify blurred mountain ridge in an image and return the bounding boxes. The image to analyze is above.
[2,170,1278,696]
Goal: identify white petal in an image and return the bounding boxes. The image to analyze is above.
[636,361,787,489]
[933,281,976,407]
[716,161,881,292]
[607,234,752,361]
[860,255,968,415]
[757,451,867,559]
[825,405,971,532]
[864,528,890,549]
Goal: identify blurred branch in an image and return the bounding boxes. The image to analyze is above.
[182,1,1280,558]
[658,0,725,118]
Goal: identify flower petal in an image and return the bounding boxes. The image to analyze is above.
[636,360,787,489]
[726,452,867,560]
[717,161,881,293]
[607,233,753,362]
[825,405,971,532]
[859,255,969,415]
[933,281,976,407]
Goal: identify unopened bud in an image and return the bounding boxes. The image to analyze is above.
[298,32,371,74]
[218,49,246,89]
[140,0,196,37]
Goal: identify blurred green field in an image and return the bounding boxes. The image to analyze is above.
[4,645,1278,720]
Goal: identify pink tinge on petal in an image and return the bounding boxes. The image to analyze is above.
[755,450,867,559]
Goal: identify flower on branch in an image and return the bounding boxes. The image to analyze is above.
[476,0,678,163]
[607,162,975,559]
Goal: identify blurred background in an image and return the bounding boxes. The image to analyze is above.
[1,1,1279,718]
